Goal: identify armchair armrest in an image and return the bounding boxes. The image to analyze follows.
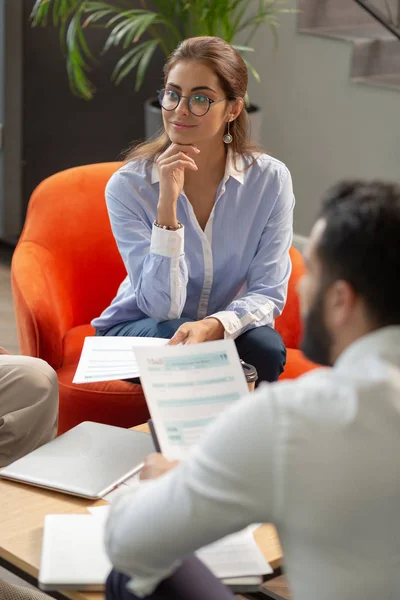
[11,241,74,369]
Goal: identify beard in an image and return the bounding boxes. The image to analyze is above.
[301,289,333,367]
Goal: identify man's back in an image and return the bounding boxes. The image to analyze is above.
[106,327,400,599]
[276,327,400,599]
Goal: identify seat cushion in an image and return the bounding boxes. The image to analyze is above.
[279,348,320,381]
[57,325,149,434]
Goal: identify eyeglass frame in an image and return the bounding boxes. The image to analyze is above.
[157,88,229,117]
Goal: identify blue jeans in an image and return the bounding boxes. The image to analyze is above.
[96,318,286,384]
[105,560,236,600]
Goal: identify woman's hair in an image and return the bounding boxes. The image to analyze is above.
[124,36,261,164]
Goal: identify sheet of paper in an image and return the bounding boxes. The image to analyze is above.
[88,505,110,525]
[134,339,249,460]
[73,336,168,383]
[196,527,272,579]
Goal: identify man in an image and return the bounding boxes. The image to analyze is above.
[105,181,400,600]
[0,348,58,599]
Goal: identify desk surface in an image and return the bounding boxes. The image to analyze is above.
[0,423,282,600]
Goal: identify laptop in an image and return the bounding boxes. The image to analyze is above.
[0,421,154,498]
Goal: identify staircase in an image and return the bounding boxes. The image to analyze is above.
[298,0,400,91]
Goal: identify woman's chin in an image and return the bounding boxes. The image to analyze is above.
[167,128,197,145]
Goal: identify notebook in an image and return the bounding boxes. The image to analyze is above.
[0,421,155,498]
[39,514,111,591]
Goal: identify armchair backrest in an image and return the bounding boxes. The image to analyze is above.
[12,162,125,366]
[275,246,305,350]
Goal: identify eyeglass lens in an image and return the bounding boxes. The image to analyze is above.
[158,89,210,116]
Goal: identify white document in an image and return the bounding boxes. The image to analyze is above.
[134,339,249,460]
[73,336,168,383]
[88,505,111,525]
[196,527,272,579]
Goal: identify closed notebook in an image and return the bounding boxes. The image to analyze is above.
[39,514,111,591]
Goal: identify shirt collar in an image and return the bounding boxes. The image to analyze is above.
[335,326,400,371]
[151,147,245,185]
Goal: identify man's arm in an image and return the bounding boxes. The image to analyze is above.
[105,386,281,597]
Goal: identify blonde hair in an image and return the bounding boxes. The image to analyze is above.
[125,36,261,165]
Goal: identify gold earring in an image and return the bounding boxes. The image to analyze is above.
[223,119,233,144]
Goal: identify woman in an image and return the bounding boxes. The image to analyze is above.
[92,36,294,383]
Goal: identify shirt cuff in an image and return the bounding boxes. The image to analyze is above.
[150,224,184,259]
[206,311,243,339]
[126,561,181,598]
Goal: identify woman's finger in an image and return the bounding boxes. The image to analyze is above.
[158,144,200,162]
[159,158,198,173]
[158,152,198,169]
[168,328,190,346]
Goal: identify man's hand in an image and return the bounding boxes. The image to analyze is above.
[0,347,11,355]
[140,453,179,480]
[168,318,225,346]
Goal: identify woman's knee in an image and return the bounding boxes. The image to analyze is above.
[236,326,286,381]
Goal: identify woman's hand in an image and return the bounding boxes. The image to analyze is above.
[168,318,225,346]
[140,453,179,480]
[157,143,200,227]
[0,347,11,355]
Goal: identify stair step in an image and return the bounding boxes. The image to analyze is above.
[298,0,377,30]
[354,72,400,89]
[299,23,395,42]
[353,38,400,77]
[298,0,400,92]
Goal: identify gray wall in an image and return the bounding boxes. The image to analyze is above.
[247,8,400,237]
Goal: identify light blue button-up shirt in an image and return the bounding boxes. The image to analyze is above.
[92,150,294,339]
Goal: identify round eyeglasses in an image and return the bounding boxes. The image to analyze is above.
[158,88,226,117]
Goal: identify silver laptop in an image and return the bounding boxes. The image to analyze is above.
[0,421,154,498]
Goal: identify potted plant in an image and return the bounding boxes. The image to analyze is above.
[31,0,294,140]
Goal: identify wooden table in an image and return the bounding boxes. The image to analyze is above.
[0,424,284,600]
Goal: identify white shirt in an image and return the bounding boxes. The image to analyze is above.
[92,150,294,338]
[105,327,400,599]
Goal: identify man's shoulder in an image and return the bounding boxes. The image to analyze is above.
[264,367,359,427]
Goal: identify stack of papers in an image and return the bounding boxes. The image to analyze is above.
[73,336,168,383]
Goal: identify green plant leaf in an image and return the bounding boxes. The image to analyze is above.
[231,44,255,53]
[135,39,159,91]
[112,39,158,89]
[243,57,261,84]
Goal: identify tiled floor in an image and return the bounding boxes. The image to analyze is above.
[0,244,19,353]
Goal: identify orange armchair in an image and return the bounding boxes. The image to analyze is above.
[276,247,319,380]
[12,162,316,435]
[11,162,150,434]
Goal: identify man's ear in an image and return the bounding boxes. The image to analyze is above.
[325,280,357,330]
